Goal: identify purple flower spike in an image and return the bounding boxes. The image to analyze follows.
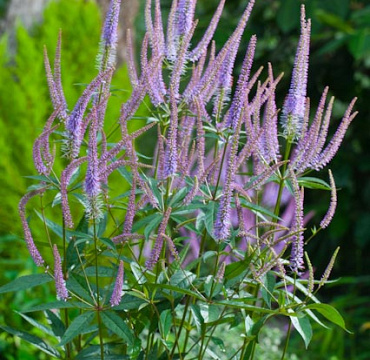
[110,260,124,307]
[65,69,113,158]
[19,190,46,266]
[214,116,243,240]
[166,0,196,61]
[226,35,257,129]
[281,5,311,141]
[85,116,101,198]
[103,0,121,47]
[176,0,196,37]
[164,90,179,177]
[61,157,87,228]
[53,244,68,301]
[320,170,337,229]
[146,207,172,269]
[98,0,121,69]
[214,193,233,241]
[44,32,68,122]
[189,0,225,61]
[289,168,305,274]
[54,30,68,120]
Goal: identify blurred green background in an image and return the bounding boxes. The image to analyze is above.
[0,0,369,358]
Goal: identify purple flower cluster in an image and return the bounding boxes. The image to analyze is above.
[20,0,357,302]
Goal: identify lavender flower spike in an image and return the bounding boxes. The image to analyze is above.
[61,157,87,228]
[97,0,121,69]
[53,244,68,301]
[110,260,124,307]
[85,116,101,198]
[289,168,305,274]
[146,207,172,269]
[189,0,226,62]
[281,5,310,141]
[84,113,103,221]
[320,170,337,229]
[19,190,46,266]
[214,115,242,240]
[164,90,179,177]
[65,68,113,158]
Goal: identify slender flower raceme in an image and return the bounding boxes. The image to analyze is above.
[281,5,310,141]
[43,31,68,122]
[110,260,124,307]
[164,90,179,177]
[188,0,225,61]
[214,116,243,240]
[289,168,305,273]
[97,0,121,70]
[53,244,68,301]
[19,190,46,266]
[146,207,172,269]
[61,157,88,228]
[320,170,337,229]
[84,111,103,221]
[225,35,257,129]
[64,69,113,158]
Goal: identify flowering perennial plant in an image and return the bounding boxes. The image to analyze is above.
[1,0,357,359]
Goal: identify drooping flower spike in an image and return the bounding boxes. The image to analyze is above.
[146,207,172,269]
[53,244,69,301]
[110,260,124,307]
[19,189,46,266]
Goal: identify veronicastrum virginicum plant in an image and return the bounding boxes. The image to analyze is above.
[0,0,358,359]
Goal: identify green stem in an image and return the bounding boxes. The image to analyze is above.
[238,338,248,360]
[62,220,71,359]
[208,241,221,300]
[196,228,208,277]
[280,319,292,360]
[249,341,257,360]
[273,140,293,218]
[93,221,105,360]
[170,296,190,358]
[213,135,229,199]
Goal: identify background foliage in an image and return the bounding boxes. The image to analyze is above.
[0,0,369,359]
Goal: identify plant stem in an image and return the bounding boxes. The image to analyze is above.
[249,341,257,360]
[213,135,229,199]
[273,140,293,218]
[281,319,292,360]
[93,221,105,360]
[238,338,248,360]
[62,220,71,359]
[170,296,190,358]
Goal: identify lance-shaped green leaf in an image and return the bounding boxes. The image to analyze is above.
[290,312,312,348]
[100,311,134,345]
[21,300,83,313]
[58,311,95,346]
[0,274,52,294]
[304,303,350,332]
[159,309,172,340]
[260,271,276,309]
[0,325,60,358]
[298,176,331,190]
[45,310,66,338]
